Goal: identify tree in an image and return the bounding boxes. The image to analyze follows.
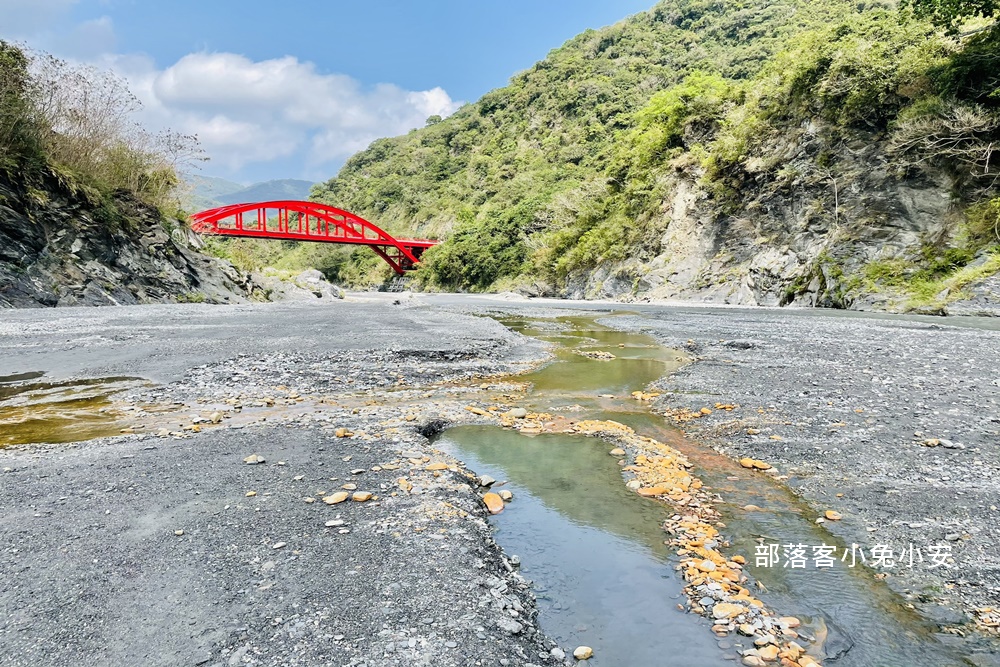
[904,0,999,30]
[0,41,43,167]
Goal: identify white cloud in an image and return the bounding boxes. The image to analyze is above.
[7,4,461,180]
[106,51,461,177]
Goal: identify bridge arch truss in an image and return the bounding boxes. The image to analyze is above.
[189,200,437,274]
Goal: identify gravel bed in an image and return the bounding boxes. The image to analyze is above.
[0,299,561,667]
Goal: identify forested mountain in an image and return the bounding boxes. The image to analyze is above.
[302,0,999,313]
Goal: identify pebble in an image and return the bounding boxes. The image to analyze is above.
[174,529,184,536]
[323,492,349,504]
[482,492,504,515]
[325,519,345,527]
[573,646,593,660]
[712,603,747,620]
[243,454,265,465]
[758,645,778,662]
[824,510,842,521]
[509,407,528,418]
[352,491,372,502]
[498,489,513,501]
[272,542,286,549]
[550,647,565,660]
[478,475,496,487]
[609,448,626,456]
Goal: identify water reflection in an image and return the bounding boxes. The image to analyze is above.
[439,426,729,666]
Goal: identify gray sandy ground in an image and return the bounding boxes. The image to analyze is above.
[0,298,560,667]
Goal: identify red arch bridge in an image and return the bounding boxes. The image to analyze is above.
[189,200,439,274]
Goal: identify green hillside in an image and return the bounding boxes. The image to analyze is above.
[310,0,868,285]
[299,0,999,307]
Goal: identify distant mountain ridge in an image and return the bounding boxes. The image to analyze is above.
[183,176,315,211]
[216,179,315,205]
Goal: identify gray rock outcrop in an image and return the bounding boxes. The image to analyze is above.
[0,173,259,308]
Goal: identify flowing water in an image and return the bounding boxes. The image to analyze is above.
[437,314,973,666]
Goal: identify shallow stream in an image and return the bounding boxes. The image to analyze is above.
[0,373,145,447]
[437,314,972,666]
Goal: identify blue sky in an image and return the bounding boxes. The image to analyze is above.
[3,0,655,184]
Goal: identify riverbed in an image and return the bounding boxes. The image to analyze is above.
[1,294,998,666]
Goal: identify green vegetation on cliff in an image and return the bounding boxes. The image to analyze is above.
[300,0,999,306]
[0,42,200,218]
[0,42,256,308]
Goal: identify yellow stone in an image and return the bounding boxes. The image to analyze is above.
[778,616,801,628]
[758,645,778,662]
[465,406,487,416]
[751,460,771,470]
[712,602,747,619]
[323,491,349,504]
[425,462,448,471]
[482,492,504,515]
[637,486,669,497]
[335,428,352,438]
[739,458,756,469]
[352,491,372,502]
[398,478,412,492]
[824,510,842,521]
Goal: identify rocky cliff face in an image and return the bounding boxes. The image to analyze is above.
[562,121,999,315]
[0,173,259,308]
